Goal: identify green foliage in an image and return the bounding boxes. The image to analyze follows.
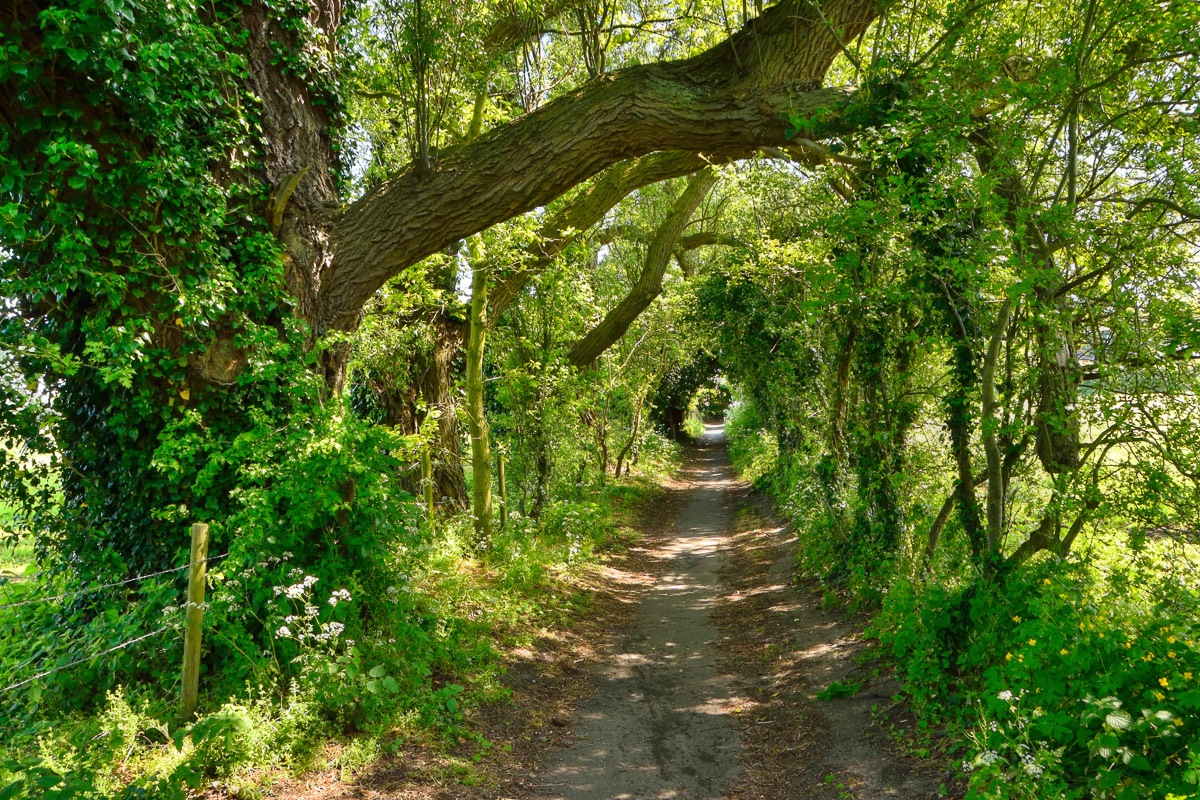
[0,0,312,577]
[817,680,861,700]
[872,547,1200,799]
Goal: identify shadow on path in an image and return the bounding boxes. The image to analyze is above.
[535,424,745,800]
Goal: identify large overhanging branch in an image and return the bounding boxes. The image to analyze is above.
[488,150,718,324]
[322,0,879,332]
[567,168,720,368]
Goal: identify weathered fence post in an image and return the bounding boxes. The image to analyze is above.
[498,454,508,530]
[180,522,209,720]
[421,447,435,523]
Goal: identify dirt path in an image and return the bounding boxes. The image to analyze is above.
[534,425,747,799]
[270,425,949,800]
[533,424,947,800]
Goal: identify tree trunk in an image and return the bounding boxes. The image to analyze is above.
[465,243,493,540]
[947,339,986,559]
[241,2,342,351]
[375,319,469,509]
[615,394,645,478]
[489,151,720,322]
[983,296,1015,556]
[318,0,880,334]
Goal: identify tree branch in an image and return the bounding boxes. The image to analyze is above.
[322,0,880,332]
[567,169,720,367]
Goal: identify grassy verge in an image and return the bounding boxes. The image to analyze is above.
[0,535,35,579]
[0,472,668,799]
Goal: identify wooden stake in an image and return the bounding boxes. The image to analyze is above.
[421,447,435,523]
[498,455,508,530]
[180,522,209,721]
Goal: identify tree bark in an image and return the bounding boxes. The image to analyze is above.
[374,318,469,509]
[465,239,493,540]
[983,296,1014,554]
[488,150,719,323]
[321,0,879,333]
[568,169,719,367]
[242,2,344,378]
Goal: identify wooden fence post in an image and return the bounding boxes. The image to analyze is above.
[180,522,209,721]
[421,447,435,524]
[498,454,508,530]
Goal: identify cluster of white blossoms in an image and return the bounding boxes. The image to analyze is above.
[274,573,320,599]
[269,578,353,650]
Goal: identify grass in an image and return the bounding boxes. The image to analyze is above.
[0,534,35,579]
[0,468,672,799]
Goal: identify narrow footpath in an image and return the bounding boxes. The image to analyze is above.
[532,424,947,800]
[535,425,746,799]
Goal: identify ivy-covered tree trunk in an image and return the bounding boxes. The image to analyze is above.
[373,319,469,510]
[848,319,916,576]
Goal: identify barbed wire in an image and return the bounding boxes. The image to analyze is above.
[0,553,229,611]
[0,626,171,694]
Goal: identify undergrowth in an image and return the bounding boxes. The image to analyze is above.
[0,451,667,799]
[725,401,1200,800]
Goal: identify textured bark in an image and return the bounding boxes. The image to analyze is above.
[373,319,468,509]
[321,0,879,332]
[465,243,493,540]
[483,0,583,51]
[983,296,1014,554]
[568,169,719,367]
[242,2,343,370]
[489,151,718,323]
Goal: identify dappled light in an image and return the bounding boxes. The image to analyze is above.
[2,0,1199,797]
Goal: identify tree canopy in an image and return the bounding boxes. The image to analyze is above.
[2,0,1200,795]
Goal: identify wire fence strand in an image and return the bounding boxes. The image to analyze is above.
[0,554,228,611]
[0,626,171,694]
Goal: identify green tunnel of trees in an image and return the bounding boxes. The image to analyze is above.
[2,0,1200,796]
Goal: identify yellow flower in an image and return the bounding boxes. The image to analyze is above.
[1168,635,1177,644]
[1168,651,1177,659]
[1013,616,1022,624]
[1005,652,1013,662]
[1175,718,1184,727]
[1155,691,1165,701]
[1185,672,1193,681]
[1043,579,1051,586]
[1028,639,1037,646]
[1018,654,1025,663]
[1159,677,1170,688]
[1060,648,1069,656]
